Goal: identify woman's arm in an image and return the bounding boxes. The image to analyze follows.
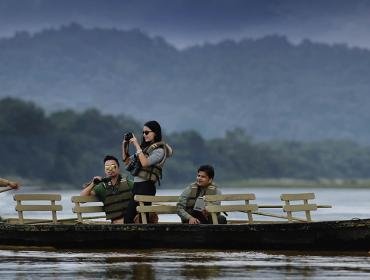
[129,135,151,167]
[121,140,131,164]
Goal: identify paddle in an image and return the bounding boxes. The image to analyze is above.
[252,211,307,222]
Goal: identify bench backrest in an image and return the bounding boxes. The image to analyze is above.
[13,194,63,224]
[204,194,258,224]
[280,193,317,222]
[134,195,179,224]
[71,196,105,223]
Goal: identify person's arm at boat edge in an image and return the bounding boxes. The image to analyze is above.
[177,185,194,222]
[0,178,20,189]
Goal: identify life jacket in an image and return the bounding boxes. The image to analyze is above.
[185,182,217,211]
[102,176,132,221]
[135,141,172,184]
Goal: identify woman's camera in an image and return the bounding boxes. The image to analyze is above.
[124,132,133,141]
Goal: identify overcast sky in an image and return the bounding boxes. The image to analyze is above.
[1,0,370,49]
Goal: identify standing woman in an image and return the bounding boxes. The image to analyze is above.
[122,120,172,223]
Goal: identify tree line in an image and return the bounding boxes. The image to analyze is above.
[1,97,370,188]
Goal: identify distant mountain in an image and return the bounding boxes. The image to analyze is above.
[1,23,370,142]
[1,0,370,49]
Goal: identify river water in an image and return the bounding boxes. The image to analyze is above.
[1,186,370,279]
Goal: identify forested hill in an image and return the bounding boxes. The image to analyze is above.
[2,98,370,186]
[1,23,370,142]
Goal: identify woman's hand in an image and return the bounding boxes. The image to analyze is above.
[130,134,151,167]
[130,134,141,150]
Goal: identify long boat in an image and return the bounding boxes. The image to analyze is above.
[1,189,369,251]
[1,218,370,251]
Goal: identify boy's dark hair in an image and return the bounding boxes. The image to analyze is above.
[104,155,120,167]
[197,165,215,179]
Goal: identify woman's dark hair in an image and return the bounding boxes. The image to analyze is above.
[141,120,162,148]
[104,155,120,167]
[198,165,215,179]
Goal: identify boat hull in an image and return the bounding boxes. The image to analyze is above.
[1,219,370,250]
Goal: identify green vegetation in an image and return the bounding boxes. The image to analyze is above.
[1,98,370,188]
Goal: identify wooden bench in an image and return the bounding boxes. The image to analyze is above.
[280,192,323,222]
[71,196,106,223]
[13,194,63,224]
[204,193,332,224]
[135,195,179,224]
[204,194,258,224]
[134,193,332,225]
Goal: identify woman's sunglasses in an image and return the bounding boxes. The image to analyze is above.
[143,130,152,135]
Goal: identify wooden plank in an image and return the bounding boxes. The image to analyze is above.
[71,196,101,203]
[71,196,104,222]
[15,205,63,212]
[134,195,179,203]
[73,206,104,213]
[139,202,148,224]
[280,193,315,201]
[16,200,24,224]
[206,204,258,213]
[14,194,61,201]
[204,194,256,202]
[211,212,218,224]
[283,204,317,212]
[74,201,83,222]
[51,201,57,223]
[253,211,307,222]
[136,205,177,214]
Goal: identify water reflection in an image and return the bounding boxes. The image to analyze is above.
[180,264,221,279]
[2,187,370,279]
[132,264,155,280]
[1,249,370,279]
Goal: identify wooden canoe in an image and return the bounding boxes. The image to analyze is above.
[1,218,370,251]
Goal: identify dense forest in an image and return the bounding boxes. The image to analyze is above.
[1,23,370,142]
[1,98,370,188]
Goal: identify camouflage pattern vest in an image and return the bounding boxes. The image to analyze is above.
[135,141,173,183]
[185,182,217,212]
[103,177,132,221]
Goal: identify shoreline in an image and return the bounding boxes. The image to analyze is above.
[4,177,370,190]
[220,178,370,189]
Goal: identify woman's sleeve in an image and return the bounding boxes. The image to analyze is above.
[147,148,165,166]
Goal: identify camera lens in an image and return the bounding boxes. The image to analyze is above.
[93,178,101,184]
[124,132,133,141]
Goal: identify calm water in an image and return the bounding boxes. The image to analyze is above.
[1,187,370,279]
